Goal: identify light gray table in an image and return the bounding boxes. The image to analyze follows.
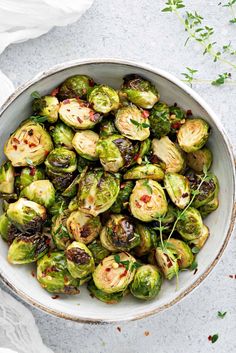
[0,1,235,352]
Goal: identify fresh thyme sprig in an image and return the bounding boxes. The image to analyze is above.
[181,67,235,86]
[222,0,236,23]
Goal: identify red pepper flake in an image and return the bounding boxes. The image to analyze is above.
[67,109,71,112]
[229,274,236,278]
[13,145,17,150]
[29,143,37,148]
[31,270,35,277]
[46,238,51,245]
[133,153,140,161]
[135,200,142,208]
[29,166,36,176]
[171,122,181,130]
[12,137,20,144]
[24,139,28,144]
[144,331,150,337]
[105,268,111,272]
[44,150,49,156]
[119,270,128,279]
[142,110,149,118]
[89,79,95,87]
[140,195,151,203]
[208,335,212,341]
[51,295,60,300]
[186,109,192,116]
[117,327,121,332]
[77,116,83,124]
[51,87,59,96]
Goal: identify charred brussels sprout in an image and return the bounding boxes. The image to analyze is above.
[167,238,193,269]
[48,195,68,216]
[88,85,119,114]
[93,252,136,294]
[4,120,53,167]
[32,95,59,123]
[124,164,164,181]
[61,174,81,198]
[110,181,134,213]
[133,224,158,257]
[45,147,77,174]
[176,207,203,240]
[186,147,212,173]
[66,210,101,244]
[0,161,15,197]
[65,241,95,279]
[99,118,118,137]
[20,180,55,208]
[149,102,171,139]
[51,210,73,250]
[37,251,80,294]
[87,280,126,304]
[115,105,150,141]
[152,137,186,173]
[155,247,179,280]
[130,265,162,300]
[0,213,11,241]
[46,168,74,192]
[72,130,99,161]
[121,74,159,109]
[77,169,120,216]
[164,173,190,209]
[50,122,74,150]
[15,166,45,192]
[58,75,95,100]
[198,195,219,218]
[177,118,210,153]
[189,224,209,249]
[88,240,110,265]
[130,179,167,222]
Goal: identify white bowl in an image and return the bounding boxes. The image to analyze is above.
[0,59,235,323]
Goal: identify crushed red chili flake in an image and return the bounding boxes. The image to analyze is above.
[171,122,181,130]
[51,295,60,300]
[119,270,128,279]
[28,129,34,136]
[24,139,28,144]
[140,195,151,203]
[117,327,121,332]
[133,153,140,161]
[12,137,20,144]
[182,193,189,198]
[44,150,49,156]
[77,116,83,124]
[29,166,36,176]
[67,109,71,112]
[105,268,111,272]
[142,110,149,118]
[144,331,150,336]
[229,274,234,278]
[51,87,59,96]
[89,79,95,87]
[186,109,192,116]
[31,270,35,277]
[29,143,37,148]
[208,335,212,341]
[135,201,142,208]
[13,145,17,150]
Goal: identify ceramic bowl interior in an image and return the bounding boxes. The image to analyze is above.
[0,59,235,323]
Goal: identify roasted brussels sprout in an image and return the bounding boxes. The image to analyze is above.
[7,198,46,233]
[152,136,186,173]
[130,264,162,300]
[96,135,135,172]
[50,122,74,150]
[61,174,81,198]
[51,210,73,250]
[155,247,179,280]
[130,179,167,222]
[133,223,158,257]
[177,118,210,153]
[58,75,95,100]
[167,238,193,269]
[186,147,212,172]
[48,194,68,216]
[154,204,177,233]
[15,166,45,192]
[115,105,150,141]
[46,168,74,192]
[37,251,80,294]
[189,224,209,249]
[0,213,11,241]
[149,102,171,139]
[110,181,134,213]
[65,241,95,279]
[66,210,101,244]
[87,280,126,304]
[45,147,77,174]
[137,138,151,163]
[121,74,159,109]
[88,240,110,265]
[93,252,136,293]
[20,180,55,208]
[124,164,164,181]
[164,173,190,209]
[59,98,101,130]
[32,95,59,123]
[0,161,14,196]
[88,85,119,114]
[4,120,53,167]
[77,169,120,216]
[198,195,219,218]
[176,207,203,240]
[99,118,118,137]
[72,130,99,161]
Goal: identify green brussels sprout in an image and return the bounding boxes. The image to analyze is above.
[49,122,74,150]
[115,105,150,141]
[58,75,95,100]
[155,247,179,280]
[96,135,135,172]
[130,179,168,222]
[45,147,77,174]
[186,147,213,172]
[59,98,101,130]
[137,138,151,163]
[0,213,11,241]
[88,240,110,265]
[133,223,158,257]
[51,210,73,250]
[48,194,68,216]
[189,224,209,249]
[164,173,190,209]
[87,280,126,304]
[167,238,193,269]
[147,249,158,266]
[198,195,219,218]
[177,118,210,153]
[20,180,55,208]
[32,96,59,123]
[8,233,50,264]
[66,210,101,244]
[68,197,78,212]
[149,102,171,139]
[159,204,177,233]
[4,120,53,167]
[46,168,74,191]
[0,161,15,197]
[99,118,118,137]
[65,241,95,279]
[93,252,136,294]
[7,198,46,233]
[88,85,120,114]
[37,251,80,294]
[77,169,120,216]
[124,164,164,181]
[152,136,186,173]
[62,174,81,198]
[72,130,99,161]
[15,166,45,192]
[121,74,160,109]
[176,207,203,241]
[130,264,162,300]
[110,181,134,213]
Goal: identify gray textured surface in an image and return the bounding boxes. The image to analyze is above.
[0,0,236,352]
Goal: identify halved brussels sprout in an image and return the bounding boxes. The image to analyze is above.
[121,74,159,109]
[87,280,126,304]
[124,164,164,181]
[96,135,135,172]
[130,179,168,222]
[99,118,118,137]
[45,147,77,174]
[62,174,82,198]
[137,138,151,163]
[65,241,95,279]
[167,238,193,269]
[198,195,219,218]
[32,95,59,123]
[50,122,74,150]
[149,102,171,139]
[7,198,46,233]
[155,247,179,280]
[0,161,14,196]
[130,264,162,300]
[0,213,11,242]
[115,105,150,141]
[4,120,53,167]
[189,224,209,249]
[72,130,99,161]
[15,166,45,192]
[66,210,101,244]
[186,147,212,172]
[177,118,210,153]
[46,168,74,192]
[152,136,186,173]
[88,85,119,114]
[164,173,190,209]
[48,194,68,216]
[110,181,134,214]
[153,204,177,234]
[77,169,120,216]
[37,251,80,294]
[20,180,55,208]
[88,240,110,265]
[59,98,101,130]
[176,207,203,241]
[133,223,158,257]
[58,75,95,100]
[51,210,73,250]
[93,252,136,294]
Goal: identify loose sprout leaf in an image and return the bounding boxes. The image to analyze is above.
[29,115,48,123]
[31,91,41,99]
[192,246,200,254]
[217,311,227,318]
[189,259,198,271]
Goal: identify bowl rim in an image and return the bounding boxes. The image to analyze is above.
[0,57,235,323]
